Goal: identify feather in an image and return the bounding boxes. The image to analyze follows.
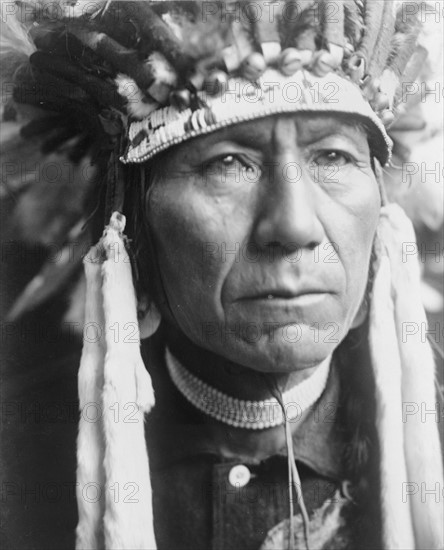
[14,0,107,20]
[367,1,396,77]
[164,4,228,63]
[343,0,363,47]
[0,11,35,57]
[63,0,108,19]
[0,11,35,109]
[6,220,90,321]
[387,4,422,78]
[119,2,193,77]
[320,0,344,48]
[115,75,159,120]
[357,0,385,63]
[282,1,319,50]
[30,51,125,110]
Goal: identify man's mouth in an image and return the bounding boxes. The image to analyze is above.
[239,289,331,301]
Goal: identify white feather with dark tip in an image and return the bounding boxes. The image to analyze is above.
[115,74,160,120]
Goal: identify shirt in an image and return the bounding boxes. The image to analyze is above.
[143,333,382,550]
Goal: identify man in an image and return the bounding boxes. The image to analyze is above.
[1,1,443,549]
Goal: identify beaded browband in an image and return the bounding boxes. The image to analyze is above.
[14,1,426,169]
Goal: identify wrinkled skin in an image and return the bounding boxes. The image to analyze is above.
[146,113,380,377]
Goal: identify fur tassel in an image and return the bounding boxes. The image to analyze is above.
[76,213,156,549]
[100,212,156,550]
[369,250,415,549]
[76,247,106,550]
[377,205,444,549]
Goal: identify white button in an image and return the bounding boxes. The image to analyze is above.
[228,465,251,488]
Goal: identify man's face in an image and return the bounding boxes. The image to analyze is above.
[146,114,380,372]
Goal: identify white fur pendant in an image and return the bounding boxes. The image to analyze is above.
[76,213,156,550]
[369,250,415,549]
[76,247,106,550]
[377,204,444,550]
[101,212,156,549]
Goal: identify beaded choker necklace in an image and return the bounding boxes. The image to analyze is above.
[165,348,331,430]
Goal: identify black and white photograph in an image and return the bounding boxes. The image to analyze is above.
[1,1,443,549]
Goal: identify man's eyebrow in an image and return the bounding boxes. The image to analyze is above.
[213,125,271,148]
[187,128,270,157]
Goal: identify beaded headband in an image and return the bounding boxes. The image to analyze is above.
[10,0,426,169]
[123,69,394,164]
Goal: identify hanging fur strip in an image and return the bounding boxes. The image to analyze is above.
[369,248,415,549]
[370,204,444,550]
[76,247,106,550]
[377,205,444,550]
[76,213,156,550]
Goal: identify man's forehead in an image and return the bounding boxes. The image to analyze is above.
[190,114,366,150]
[163,113,372,166]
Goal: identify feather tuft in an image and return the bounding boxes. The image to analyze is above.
[115,75,159,120]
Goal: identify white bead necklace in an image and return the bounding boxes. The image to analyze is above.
[165,348,331,430]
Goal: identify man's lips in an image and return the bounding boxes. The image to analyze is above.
[238,289,333,301]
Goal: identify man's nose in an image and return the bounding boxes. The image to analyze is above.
[252,156,325,252]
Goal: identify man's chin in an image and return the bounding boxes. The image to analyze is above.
[201,324,344,373]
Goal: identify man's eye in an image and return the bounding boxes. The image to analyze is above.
[221,155,236,166]
[219,154,255,173]
[205,154,259,179]
[312,150,351,167]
